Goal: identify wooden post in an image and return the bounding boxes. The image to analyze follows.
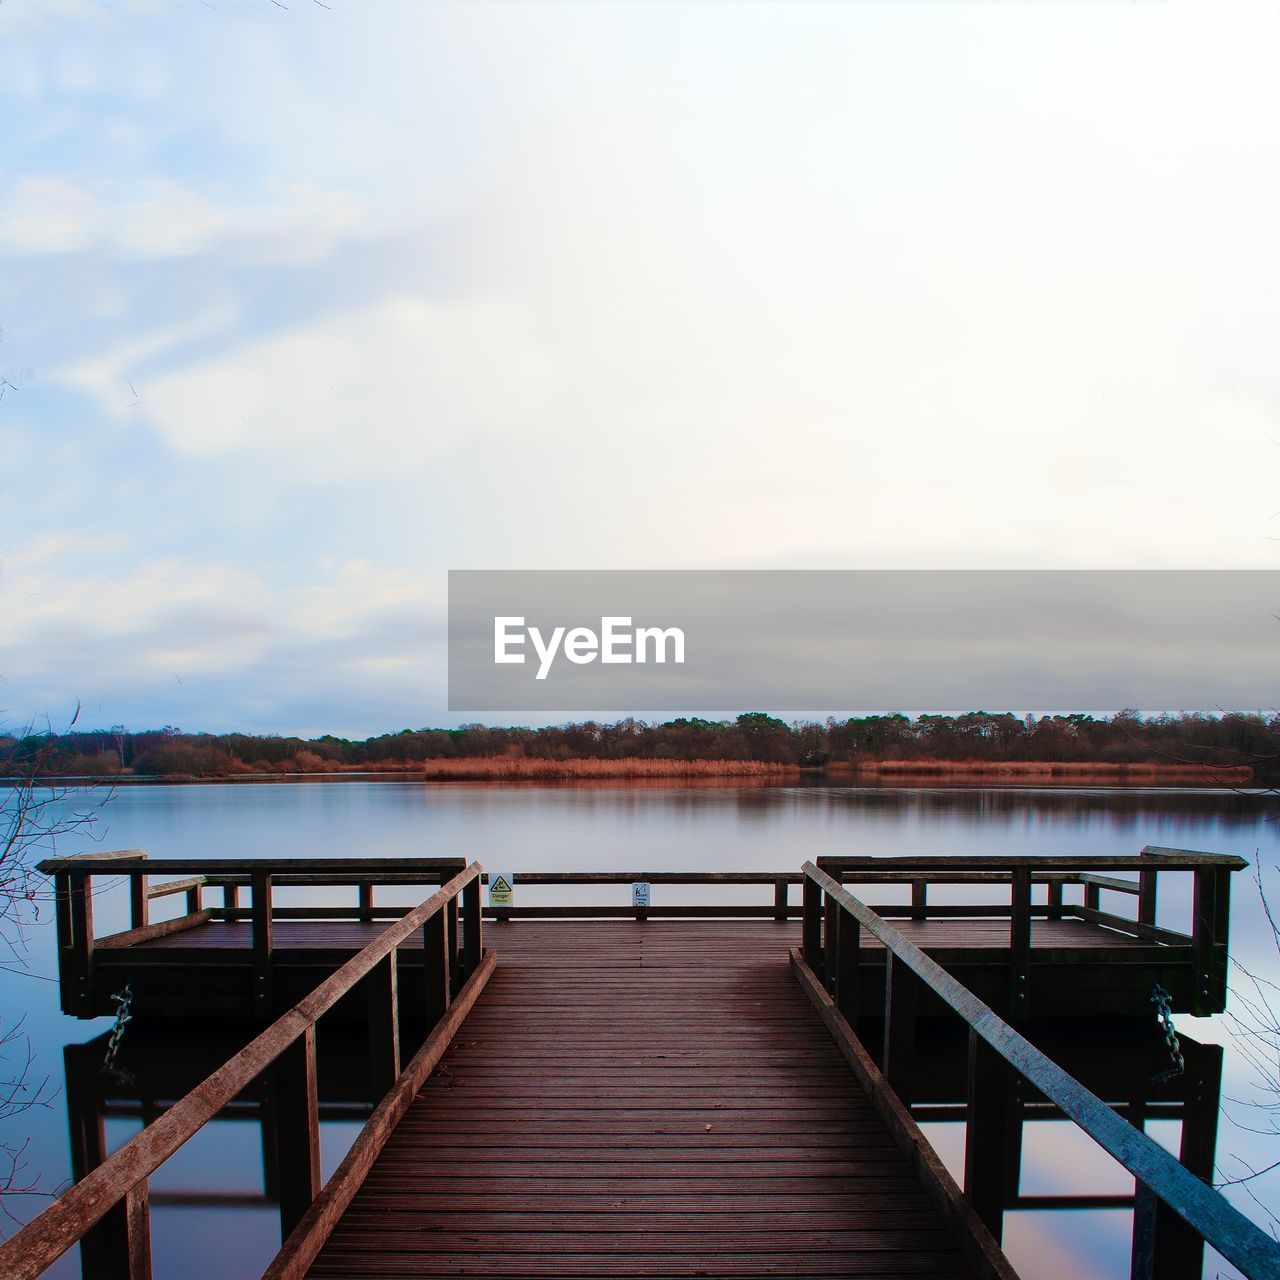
[1192,867,1230,1015]
[252,872,273,1020]
[1009,866,1032,1021]
[446,895,461,996]
[130,873,149,931]
[965,1028,1016,1241]
[823,892,840,995]
[1046,879,1064,921]
[70,872,94,1017]
[358,881,373,925]
[185,880,203,916]
[121,1181,153,1280]
[461,875,483,981]
[773,880,789,921]
[882,952,917,1102]
[1130,1182,1161,1280]
[223,882,241,916]
[366,953,401,1099]
[802,876,822,973]
[1132,1042,1224,1280]
[1085,880,1101,913]
[834,908,861,1028]
[68,1047,152,1278]
[1138,850,1158,928]
[54,871,74,1010]
[423,908,451,1029]
[273,1026,321,1239]
[910,879,927,921]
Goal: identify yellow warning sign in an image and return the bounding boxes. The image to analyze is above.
[489,873,515,908]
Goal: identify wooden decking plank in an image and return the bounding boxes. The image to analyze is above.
[298,920,988,1280]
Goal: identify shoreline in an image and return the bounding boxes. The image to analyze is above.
[3,756,1259,788]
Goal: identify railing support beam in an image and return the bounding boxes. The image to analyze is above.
[273,1025,321,1240]
[366,952,401,1099]
[424,908,451,1029]
[882,952,918,1103]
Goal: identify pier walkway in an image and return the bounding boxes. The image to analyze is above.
[4,850,1278,1280]
[305,920,983,1278]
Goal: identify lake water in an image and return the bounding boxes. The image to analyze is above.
[3,779,1278,1279]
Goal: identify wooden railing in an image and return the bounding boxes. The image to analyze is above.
[476,871,803,919]
[798,860,1279,1280]
[815,847,1245,1016]
[0,862,489,1280]
[38,854,469,1017]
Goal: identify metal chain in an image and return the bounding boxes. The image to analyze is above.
[1150,982,1185,1084]
[101,982,133,1077]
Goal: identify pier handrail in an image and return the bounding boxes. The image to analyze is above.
[0,861,489,1280]
[800,861,1280,1280]
[37,853,470,1016]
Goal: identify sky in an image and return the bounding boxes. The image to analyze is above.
[1,0,1278,736]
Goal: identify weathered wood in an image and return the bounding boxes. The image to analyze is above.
[834,908,860,1026]
[1076,905,1191,947]
[423,908,451,1029]
[802,877,822,972]
[358,882,373,924]
[818,853,1247,872]
[964,1029,1016,1239]
[38,856,469,876]
[911,880,927,920]
[822,892,840,995]
[274,1026,321,1238]
[790,949,1018,1280]
[54,871,73,1005]
[1009,866,1031,1020]
[774,880,789,920]
[69,872,94,1016]
[122,1180,151,1280]
[1046,880,1064,921]
[253,871,274,1020]
[263,952,496,1280]
[802,862,1280,1280]
[366,953,401,1099]
[296,923,998,1280]
[130,874,149,930]
[0,865,483,1280]
[483,904,805,920]
[446,895,460,994]
[144,875,203,901]
[1079,873,1142,896]
[1138,847,1158,925]
[461,874,482,981]
[95,912,213,950]
[883,952,918,1101]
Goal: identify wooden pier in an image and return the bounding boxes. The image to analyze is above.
[5,848,1278,1280]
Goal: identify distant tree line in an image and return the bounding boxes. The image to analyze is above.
[0,709,1276,780]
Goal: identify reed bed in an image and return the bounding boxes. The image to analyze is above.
[850,758,1253,782]
[417,756,799,781]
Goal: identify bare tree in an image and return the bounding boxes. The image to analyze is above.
[0,710,108,1226]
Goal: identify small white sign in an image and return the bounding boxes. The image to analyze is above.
[632,881,651,908]
[489,872,515,908]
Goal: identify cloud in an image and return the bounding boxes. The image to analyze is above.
[58,293,557,471]
[0,175,362,260]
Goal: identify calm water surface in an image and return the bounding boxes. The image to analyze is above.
[3,780,1277,1279]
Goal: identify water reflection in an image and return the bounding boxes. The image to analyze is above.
[3,780,1277,1279]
